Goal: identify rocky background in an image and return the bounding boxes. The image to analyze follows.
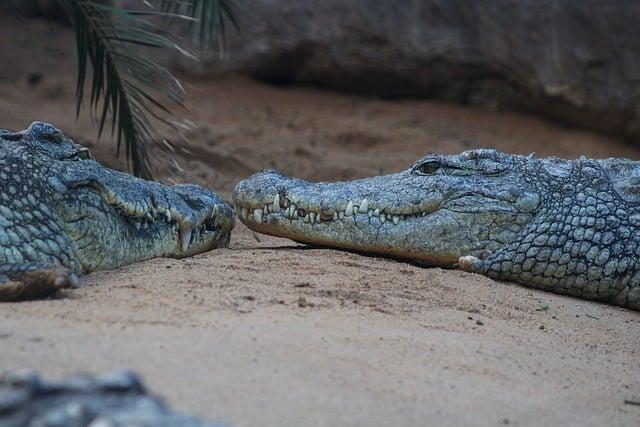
[195,0,640,141]
[5,1,640,141]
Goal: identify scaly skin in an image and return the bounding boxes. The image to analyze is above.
[234,149,640,310]
[0,122,235,301]
[0,370,227,426]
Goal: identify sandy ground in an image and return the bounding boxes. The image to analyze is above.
[1,16,640,427]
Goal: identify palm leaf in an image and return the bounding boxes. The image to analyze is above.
[53,0,237,178]
[158,0,239,48]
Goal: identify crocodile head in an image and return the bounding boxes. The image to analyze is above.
[233,149,543,266]
[0,122,235,273]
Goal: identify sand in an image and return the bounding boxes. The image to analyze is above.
[0,16,639,427]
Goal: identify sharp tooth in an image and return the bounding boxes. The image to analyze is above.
[284,198,289,208]
[180,228,192,250]
[165,210,171,222]
[422,211,426,217]
[292,207,299,219]
[392,215,400,225]
[360,199,368,212]
[353,205,359,214]
[333,212,338,221]
[241,206,248,220]
[264,205,269,213]
[338,211,345,220]
[254,209,263,223]
[368,208,373,217]
[380,214,386,223]
[345,201,354,216]
[272,194,281,213]
[308,212,316,223]
[373,208,380,217]
[303,214,310,223]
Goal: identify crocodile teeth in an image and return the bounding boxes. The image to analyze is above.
[254,209,263,223]
[380,214,386,223]
[338,211,345,220]
[241,206,249,220]
[345,201,354,217]
[373,208,380,217]
[392,215,400,225]
[309,212,316,223]
[180,228,192,250]
[333,212,338,221]
[303,214,310,223]
[272,194,281,213]
[359,199,368,212]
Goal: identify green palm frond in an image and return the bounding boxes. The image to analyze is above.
[159,0,240,48]
[53,0,237,178]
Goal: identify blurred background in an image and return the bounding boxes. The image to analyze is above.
[2,0,640,200]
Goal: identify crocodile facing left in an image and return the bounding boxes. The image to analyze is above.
[0,122,235,301]
[234,149,640,310]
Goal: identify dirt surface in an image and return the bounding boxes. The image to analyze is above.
[1,17,639,427]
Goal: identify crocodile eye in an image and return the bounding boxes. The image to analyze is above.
[76,148,93,160]
[415,160,441,175]
[65,147,93,161]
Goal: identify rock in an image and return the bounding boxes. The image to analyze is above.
[0,371,227,427]
[194,0,640,140]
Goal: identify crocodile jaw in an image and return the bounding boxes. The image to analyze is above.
[56,182,235,273]
[53,177,235,272]
[233,169,533,266]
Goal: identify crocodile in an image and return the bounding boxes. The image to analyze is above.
[233,149,640,310]
[0,122,234,301]
[0,370,228,426]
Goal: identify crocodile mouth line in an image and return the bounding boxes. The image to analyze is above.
[103,193,229,252]
[121,210,224,251]
[235,193,438,226]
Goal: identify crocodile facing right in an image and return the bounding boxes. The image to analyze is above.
[234,149,640,310]
[0,122,235,301]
